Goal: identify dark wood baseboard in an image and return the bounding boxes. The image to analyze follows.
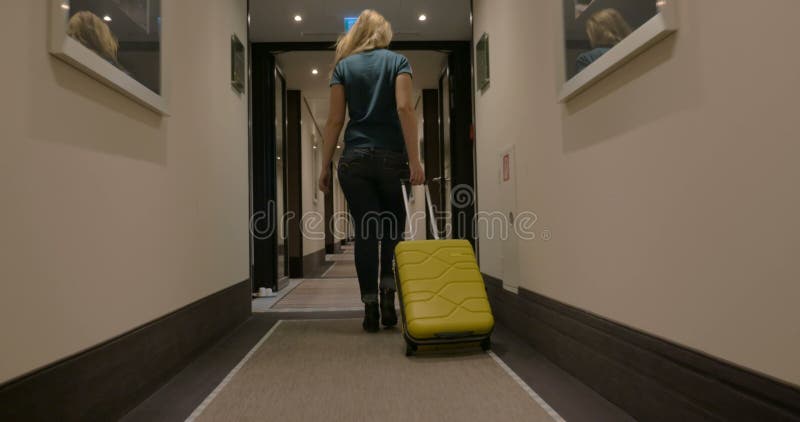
[483,274,800,421]
[0,279,252,422]
[302,248,327,277]
[289,248,327,279]
[289,256,303,277]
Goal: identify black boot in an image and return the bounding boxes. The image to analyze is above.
[380,290,398,327]
[363,302,380,333]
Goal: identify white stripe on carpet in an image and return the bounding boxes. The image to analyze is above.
[265,307,363,313]
[185,320,285,422]
[320,262,336,278]
[489,351,566,422]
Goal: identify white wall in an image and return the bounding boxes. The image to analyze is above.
[473,0,800,386]
[0,0,249,383]
[300,97,326,256]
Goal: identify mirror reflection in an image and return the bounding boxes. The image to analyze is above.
[564,0,659,80]
[65,0,161,94]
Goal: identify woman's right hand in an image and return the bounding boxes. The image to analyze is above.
[318,166,331,194]
[409,160,425,185]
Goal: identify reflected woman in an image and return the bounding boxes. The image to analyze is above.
[67,11,121,67]
[576,8,632,73]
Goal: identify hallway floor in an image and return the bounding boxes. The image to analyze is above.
[122,245,635,421]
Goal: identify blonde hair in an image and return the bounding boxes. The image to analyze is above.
[586,9,632,48]
[333,10,393,67]
[67,11,120,65]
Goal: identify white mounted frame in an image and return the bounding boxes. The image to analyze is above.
[48,0,168,114]
[559,0,678,102]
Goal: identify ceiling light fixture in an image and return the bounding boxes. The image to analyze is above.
[61,3,69,10]
[312,69,319,75]
[103,15,112,22]
[294,15,303,22]
[418,14,427,22]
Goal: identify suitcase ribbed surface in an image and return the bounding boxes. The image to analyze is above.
[395,239,494,341]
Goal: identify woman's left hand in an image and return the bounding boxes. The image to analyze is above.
[318,167,331,194]
[409,160,425,185]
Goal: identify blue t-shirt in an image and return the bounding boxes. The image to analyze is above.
[576,47,611,73]
[330,49,413,152]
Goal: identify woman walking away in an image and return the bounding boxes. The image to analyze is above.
[318,9,425,332]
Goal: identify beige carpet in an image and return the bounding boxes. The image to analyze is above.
[322,261,358,278]
[272,279,363,310]
[189,320,562,422]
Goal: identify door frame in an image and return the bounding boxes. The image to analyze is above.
[437,65,452,239]
[250,45,290,293]
[422,89,442,240]
[286,90,304,278]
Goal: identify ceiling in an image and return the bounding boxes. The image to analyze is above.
[250,0,472,42]
[278,50,448,127]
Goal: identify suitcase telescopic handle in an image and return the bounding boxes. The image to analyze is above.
[401,182,440,240]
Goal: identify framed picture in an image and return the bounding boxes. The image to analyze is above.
[475,33,490,92]
[231,34,245,94]
[559,0,678,102]
[48,0,166,114]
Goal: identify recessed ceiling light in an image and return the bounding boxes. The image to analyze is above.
[337,145,341,149]
[418,14,427,22]
[61,3,69,10]
[103,15,112,22]
[294,15,303,22]
[277,156,282,160]
[312,69,319,75]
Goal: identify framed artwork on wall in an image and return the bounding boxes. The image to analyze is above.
[231,34,245,94]
[48,0,167,114]
[559,0,678,102]
[475,33,490,92]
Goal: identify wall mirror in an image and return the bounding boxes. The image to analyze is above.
[560,0,678,102]
[49,0,166,113]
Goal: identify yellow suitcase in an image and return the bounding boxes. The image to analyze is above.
[395,185,494,356]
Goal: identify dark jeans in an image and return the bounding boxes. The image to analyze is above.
[337,147,409,303]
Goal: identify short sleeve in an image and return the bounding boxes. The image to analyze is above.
[575,53,592,74]
[330,62,345,86]
[396,55,413,78]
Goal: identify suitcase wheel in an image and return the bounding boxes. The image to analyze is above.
[480,338,492,351]
[405,342,418,356]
